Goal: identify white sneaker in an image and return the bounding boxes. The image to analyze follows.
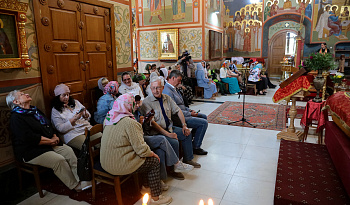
[174,161,194,173]
[150,194,172,205]
[81,181,92,190]
[161,180,169,191]
[140,185,151,195]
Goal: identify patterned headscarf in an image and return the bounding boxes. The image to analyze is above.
[104,93,136,126]
[98,77,108,91]
[103,81,119,96]
[12,106,48,125]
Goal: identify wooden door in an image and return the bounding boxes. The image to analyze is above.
[268,32,286,77]
[34,0,115,114]
[81,3,114,109]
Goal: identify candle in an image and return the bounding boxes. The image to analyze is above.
[208,198,214,205]
[199,199,205,205]
[142,193,149,205]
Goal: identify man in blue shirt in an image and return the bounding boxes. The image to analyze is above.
[163,70,209,155]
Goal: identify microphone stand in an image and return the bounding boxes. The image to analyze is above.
[228,62,256,128]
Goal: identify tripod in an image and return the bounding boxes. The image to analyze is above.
[228,62,256,128]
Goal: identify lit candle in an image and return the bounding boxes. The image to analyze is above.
[199,199,205,205]
[142,193,149,205]
[208,198,214,205]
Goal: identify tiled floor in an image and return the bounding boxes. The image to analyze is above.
[18,82,319,205]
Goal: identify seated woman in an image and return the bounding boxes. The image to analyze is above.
[6,90,86,191]
[133,73,147,97]
[195,63,218,99]
[94,81,120,124]
[248,63,267,95]
[51,84,102,150]
[220,62,241,94]
[101,93,172,204]
[119,72,144,100]
[94,77,109,101]
[175,63,194,105]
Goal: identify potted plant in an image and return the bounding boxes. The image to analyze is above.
[330,72,345,93]
[300,52,338,102]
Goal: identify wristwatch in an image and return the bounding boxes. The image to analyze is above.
[182,123,187,127]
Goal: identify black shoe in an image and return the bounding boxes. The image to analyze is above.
[222,93,227,96]
[193,148,208,155]
[258,92,266,95]
[168,171,185,180]
[268,85,276,88]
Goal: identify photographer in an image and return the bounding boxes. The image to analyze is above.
[229,60,243,84]
[177,50,192,78]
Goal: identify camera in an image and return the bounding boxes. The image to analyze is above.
[179,50,192,62]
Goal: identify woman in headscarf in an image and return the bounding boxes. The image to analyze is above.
[119,72,145,100]
[248,63,267,95]
[100,93,173,204]
[94,81,120,124]
[133,73,147,97]
[95,77,109,101]
[220,61,241,94]
[159,67,169,81]
[51,84,102,150]
[195,63,218,99]
[6,90,88,191]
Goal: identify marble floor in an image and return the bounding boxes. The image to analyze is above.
[18,83,319,205]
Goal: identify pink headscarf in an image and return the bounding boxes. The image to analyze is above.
[103,81,119,96]
[104,93,135,126]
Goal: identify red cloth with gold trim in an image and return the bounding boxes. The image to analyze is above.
[273,75,313,103]
[300,100,328,133]
[325,91,350,131]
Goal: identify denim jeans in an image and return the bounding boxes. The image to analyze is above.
[144,135,179,180]
[186,113,208,149]
[172,126,194,162]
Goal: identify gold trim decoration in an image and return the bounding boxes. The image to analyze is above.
[0,0,28,12]
[157,29,179,60]
[0,0,31,73]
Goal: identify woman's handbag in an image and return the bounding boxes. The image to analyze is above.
[77,130,92,181]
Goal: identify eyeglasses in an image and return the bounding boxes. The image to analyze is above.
[150,86,162,90]
[123,78,131,82]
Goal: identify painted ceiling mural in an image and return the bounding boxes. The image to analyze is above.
[223,0,350,58]
[142,0,194,26]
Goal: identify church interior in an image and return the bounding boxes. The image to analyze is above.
[1,0,350,204]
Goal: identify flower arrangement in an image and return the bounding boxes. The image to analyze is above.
[330,72,345,84]
[300,52,338,71]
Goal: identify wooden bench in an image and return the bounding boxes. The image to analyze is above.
[194,86,204,98]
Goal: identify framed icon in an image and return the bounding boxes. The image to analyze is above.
[157,29,178,60]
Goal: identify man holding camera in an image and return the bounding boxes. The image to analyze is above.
[163,70,209,155]
[177,50,192,78]
[229,60,243,85]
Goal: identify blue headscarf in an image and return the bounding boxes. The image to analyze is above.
[196,63,204,71]
[12,106,48,125]
[253,63,263,70]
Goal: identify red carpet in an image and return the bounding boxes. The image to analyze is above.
[207,102,286,130]
[40,172,141,205]
[275,140,350,205]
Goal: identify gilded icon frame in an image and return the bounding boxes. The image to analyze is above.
[157,29,178,60]
[0,0,31,73]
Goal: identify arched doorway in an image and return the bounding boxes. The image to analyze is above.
[268,30,297,78]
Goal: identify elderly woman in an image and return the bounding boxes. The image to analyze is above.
[94,81,120,124]
[51,84,102,150]
[133,73,147,97]
[6,90,87,191]
[195,63,218,99]
[220,62,241,94]
[248,63,267,95]
[101,93,172,204]
[95,77,109,101]
[119,72,145,100]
